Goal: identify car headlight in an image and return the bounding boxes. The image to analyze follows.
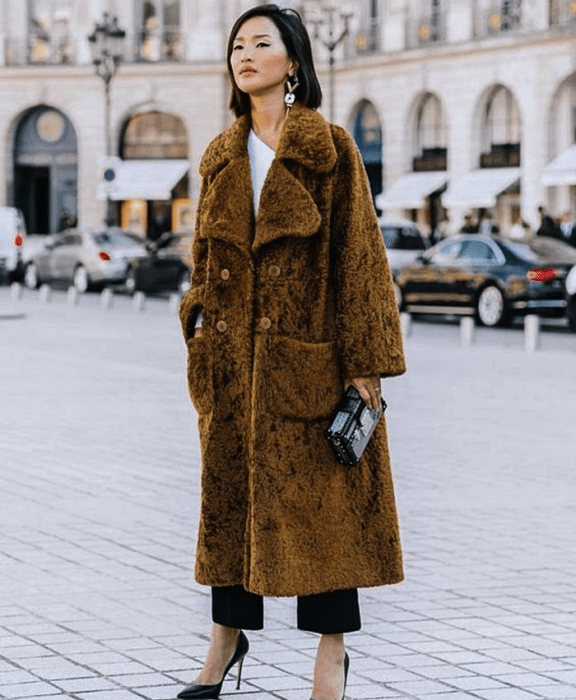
[567,265,576,296]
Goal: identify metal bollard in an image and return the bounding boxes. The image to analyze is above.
[168,292,180,315]
[524,314,540,353]
[133,291,146,312]
[400,312,412,338]
[460,316,475,346]
[100,288,114,311]
[10,282,22,302]
[39,284,51,304]
[67,286,79,306]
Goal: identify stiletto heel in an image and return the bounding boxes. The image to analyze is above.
[177,630,249,699]
[235,655,244,690]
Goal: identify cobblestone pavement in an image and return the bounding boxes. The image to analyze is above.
[1,286,576,700]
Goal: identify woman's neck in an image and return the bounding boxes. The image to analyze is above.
[250,92,288,151]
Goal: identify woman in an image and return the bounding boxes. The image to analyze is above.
[178,5,406,700]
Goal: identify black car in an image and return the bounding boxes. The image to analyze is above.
[395,235,576,327]
[125,232,191,295]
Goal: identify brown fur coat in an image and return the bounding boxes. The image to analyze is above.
[180,103,406,597]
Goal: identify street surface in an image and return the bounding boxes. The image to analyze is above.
[1,286,576,700]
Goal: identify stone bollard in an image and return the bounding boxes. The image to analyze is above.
[101,288,114,311]
[460,316,475,346]
[39,284,51,304]
[10,282,22,302]
[400,312,412,338]
[67,286,80,306]
[133,291,146,312]
[524,314,540,353]
[168,292,180,315]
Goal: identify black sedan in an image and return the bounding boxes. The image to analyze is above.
[125,232,191,295]
[395,235,576,327]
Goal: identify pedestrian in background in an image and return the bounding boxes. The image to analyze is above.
[559,211,576,247]
[478,210,499,236]
[460,213,478,233]
[536,205,561,239]
[177,5,406,700]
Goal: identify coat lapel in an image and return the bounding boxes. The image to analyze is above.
[198,104,338,254]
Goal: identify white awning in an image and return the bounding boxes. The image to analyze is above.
[378,171,448,210]
[443,168,520,208]
[97,159,189,201]
[541,145,576,186]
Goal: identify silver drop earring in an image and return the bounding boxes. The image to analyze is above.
[284,73,299,108]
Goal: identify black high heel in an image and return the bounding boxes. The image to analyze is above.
[310,651,350,700]
[176,630,249,699]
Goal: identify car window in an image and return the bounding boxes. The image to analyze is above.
[382,226,427,251]
[92,231,144,248]
[498,239,540,263]
[460,240,497,261]
[428,239,463,263]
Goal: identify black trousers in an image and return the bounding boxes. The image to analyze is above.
[212,585,361,635]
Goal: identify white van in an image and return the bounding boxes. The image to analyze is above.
[0,207,26,283]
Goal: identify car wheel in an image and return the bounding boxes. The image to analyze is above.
[178,270,191,295]
[125,267,137,294]
[477,285,506,327]
[24,263,39,290]
[73,265,90,293]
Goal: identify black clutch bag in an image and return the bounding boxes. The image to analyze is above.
[324,385,387,466]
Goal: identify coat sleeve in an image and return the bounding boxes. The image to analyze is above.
[331,127,407,380]
[179,177,209,341]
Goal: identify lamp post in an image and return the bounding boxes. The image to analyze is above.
[307,3,353,123]
[88,13,126,227]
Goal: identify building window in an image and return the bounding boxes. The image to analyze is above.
[549,0,576,26]
[476,0,522,37]
[121,111,188,160]
[413,94,447,171]
[480,86,521,167]
[136,0,183,62]
[407,0,446,49]
[356,0,380,53]
[27,0,74,64]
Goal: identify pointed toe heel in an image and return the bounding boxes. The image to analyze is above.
[176,631,249,699]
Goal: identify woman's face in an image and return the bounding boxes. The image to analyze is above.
[231,16,295,100]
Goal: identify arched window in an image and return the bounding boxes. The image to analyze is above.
[550,73,576,156]
[413,93,447,171]
[121,111,187,159]
[352,100,383,209]
[480,86,521,167]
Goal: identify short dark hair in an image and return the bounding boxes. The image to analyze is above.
[226,4,322,118]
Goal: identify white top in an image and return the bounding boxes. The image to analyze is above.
[194,130,275,331]
[248,128,275,215]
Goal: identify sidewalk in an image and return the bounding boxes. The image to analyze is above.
[1,287,576,700]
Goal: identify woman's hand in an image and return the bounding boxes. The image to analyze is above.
[193,327,203,338]
[345,376,382,412]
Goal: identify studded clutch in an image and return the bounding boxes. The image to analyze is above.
[324,385,386,466]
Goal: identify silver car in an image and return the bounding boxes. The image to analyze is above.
[23,228,148,292]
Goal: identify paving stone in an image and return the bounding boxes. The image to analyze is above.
[2,292,576,700]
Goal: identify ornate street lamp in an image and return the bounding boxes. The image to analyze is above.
[88,13,126,227]
[306,3,353,123]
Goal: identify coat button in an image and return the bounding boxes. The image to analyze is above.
[268,265,280,277]
[260,317,272,330]
[216,320,227,333]
[220,269,230,280]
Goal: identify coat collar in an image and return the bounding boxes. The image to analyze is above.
[199,103,338,179]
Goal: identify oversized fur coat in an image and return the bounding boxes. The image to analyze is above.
[179,103,406,597]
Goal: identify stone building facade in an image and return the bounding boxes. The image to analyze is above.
[0,0,575,238]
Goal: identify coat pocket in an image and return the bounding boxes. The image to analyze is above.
[267,336,342,420]
[186,336,213,415]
